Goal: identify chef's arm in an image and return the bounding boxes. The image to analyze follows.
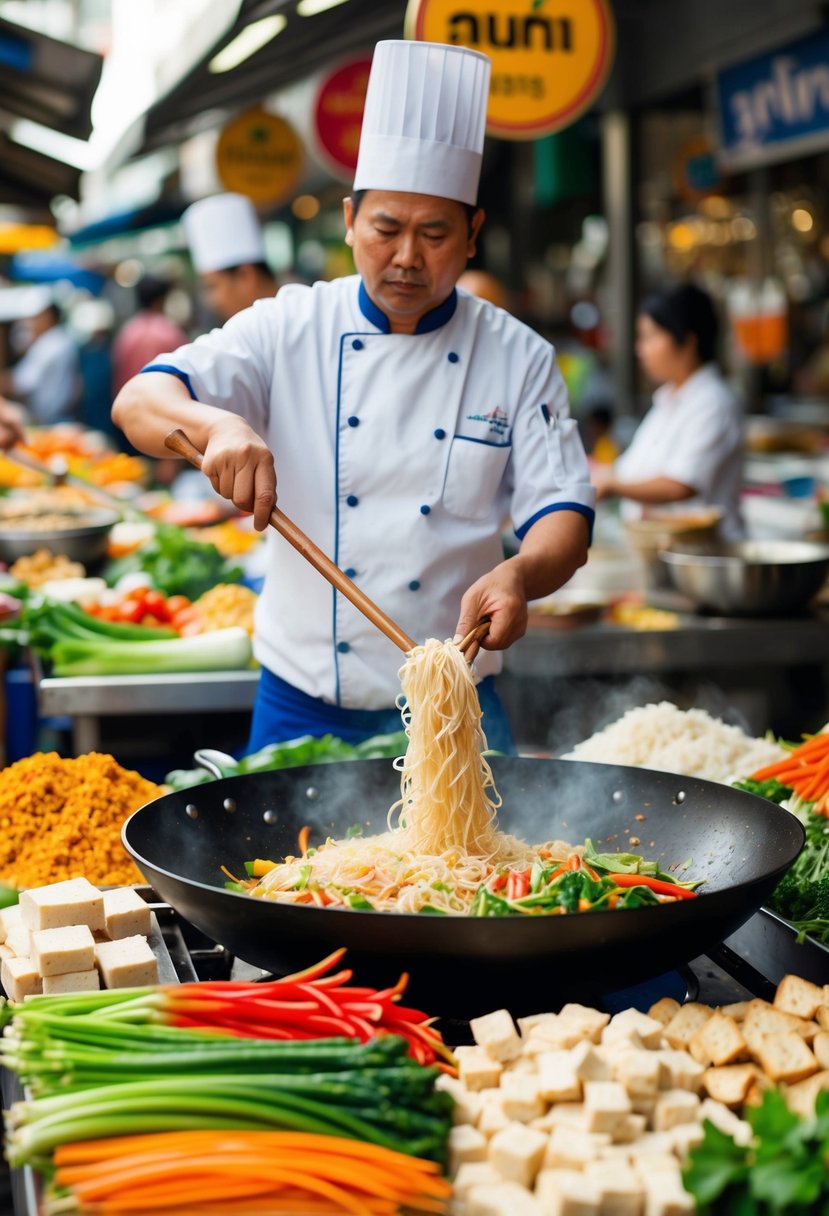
[453,510,590,658]
[594,467,695,505]
[112,372,276,530]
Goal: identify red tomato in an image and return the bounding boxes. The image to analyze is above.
[142,589,171,621]
[117,600,146,624]
[166,595,191,616]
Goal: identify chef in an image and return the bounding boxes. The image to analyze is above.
[593,283,744,539]
[182,193,278,323]
[112,40,595,753]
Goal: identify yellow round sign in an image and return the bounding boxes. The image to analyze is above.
[405,0,615,140]
[216,108,304,204]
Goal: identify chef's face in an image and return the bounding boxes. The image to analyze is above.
[200,266,261,324]
[344,191,484,334]
[635,313,696,386]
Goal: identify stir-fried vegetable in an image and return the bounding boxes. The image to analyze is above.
[468,840,699,917]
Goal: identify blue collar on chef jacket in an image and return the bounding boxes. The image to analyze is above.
[358,280,458,335]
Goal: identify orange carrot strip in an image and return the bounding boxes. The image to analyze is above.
[298,825,311,855]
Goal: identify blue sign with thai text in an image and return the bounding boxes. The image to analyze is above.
[716,26,829,167]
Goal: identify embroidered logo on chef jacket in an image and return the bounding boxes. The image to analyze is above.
[463,406,511,440]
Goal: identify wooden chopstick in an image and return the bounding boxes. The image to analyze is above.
[164,429,417,654]
[457,617,491,654]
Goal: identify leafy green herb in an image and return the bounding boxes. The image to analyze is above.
[733,776,794,804]
[767,810,829,945]
[683,1089,829,1215]
[105,523,242,600]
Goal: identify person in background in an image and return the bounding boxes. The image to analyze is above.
[593,283,744,539]
[73,298,117,439]
[112,275,188,397]
[182,193,277,323]
[0,398,25,449]
[113,41,594,756]
[0,296,81,426]
[457,269,510,311]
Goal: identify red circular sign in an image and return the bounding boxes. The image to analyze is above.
[313,57,372,181]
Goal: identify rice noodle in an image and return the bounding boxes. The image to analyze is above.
[253,638,562,913]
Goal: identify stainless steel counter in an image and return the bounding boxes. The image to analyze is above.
[503,609,829,677]
[35,608,829,755]
[38,669,260,753]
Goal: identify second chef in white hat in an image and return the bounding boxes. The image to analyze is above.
[113,39,595,753]
[182,193,277,322]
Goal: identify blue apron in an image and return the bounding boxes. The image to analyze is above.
[247,667,516,755]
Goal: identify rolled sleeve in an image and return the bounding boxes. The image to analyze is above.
[508,348,596,540]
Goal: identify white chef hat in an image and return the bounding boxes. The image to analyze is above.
[353,40,491,206]
[182,193,266,275]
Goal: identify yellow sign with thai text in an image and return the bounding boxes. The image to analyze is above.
[216,108,303,204]
[405,0,615,139]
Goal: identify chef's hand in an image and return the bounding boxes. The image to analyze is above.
[0,398,26,451]
[202,416,276,531]
[453,562,528,664]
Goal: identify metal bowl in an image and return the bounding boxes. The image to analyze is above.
[659,539,829,615]
[0,507,120,565]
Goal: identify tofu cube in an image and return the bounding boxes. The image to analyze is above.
[535,1168,601,1216]
[656,1050,705,1092]
[0,904,23,942]
[518,1012,558,1035]
[742,1005,811,1053]
[662,1003,713,1050]
[1,955,42,1001]
[448,1123,487,1174]
[32,924,95,977]
[689,1012,747,1067]
[666,1122,705,1158]
[42,969,101,995]
[602,1008,664,1050]
[647,997,681,1026]
[557,1004,611,1045]
[614,1050,661,1097]
[526,1019,591,1054]
[488,1121,547,1188]
[466,1181,542,1216]
[531,1104,586,1134]
[754,1032,819,1085]
[774,975,825,1021]
[583,1081,632,1135]
[456,1044,504,1092]
[435,1073,483,1126]
[583,1160,644,1216]
[544,1125,611,1171]
[816,1004,829,1032]
[631,1154,684,1180]
[102,887,152,941]
[570,1040,611,1083]
[94,935,158,988]
[478,1091,511,1138]
[610,1113,647,1144]
[20,877,104,933]
[641,1176,694,1216]
[652,1089,701,1131]
[500,1072,546,1122]
[453,1161,500,1200]
[470,1008,522,1062]
[4,924,31,958]
[537,1051,582,1103]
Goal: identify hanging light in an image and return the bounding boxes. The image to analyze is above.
[208,15,287,74]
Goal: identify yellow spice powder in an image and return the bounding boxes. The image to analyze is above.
[0,752,164,888]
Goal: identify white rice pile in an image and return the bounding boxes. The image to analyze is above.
[562,701,786,783]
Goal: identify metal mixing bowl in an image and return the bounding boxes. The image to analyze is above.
[659,539,829,615]
[0,508,120,565]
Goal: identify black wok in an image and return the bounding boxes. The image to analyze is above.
[124,758,803,1017]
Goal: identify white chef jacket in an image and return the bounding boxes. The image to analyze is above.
[145,276,595,709]
[12,325,81,425]
[614,364,744,539]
